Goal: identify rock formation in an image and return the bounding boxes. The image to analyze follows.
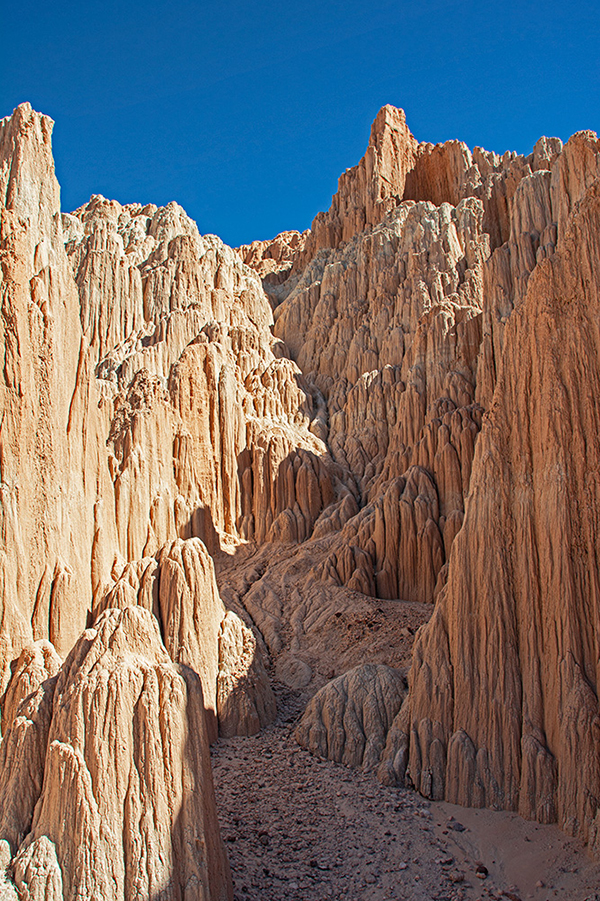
[237,104,600,853]
[10,607,232,901]
[386,134,600,852]
[2,89,600,895]
[237,230,308,286]
[0,642,61,853]
[296,664,406,770]
[217,610,276,737]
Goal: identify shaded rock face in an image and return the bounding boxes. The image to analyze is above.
[296,664,406,770]
[9,607,232,901]
[217,610,276,738]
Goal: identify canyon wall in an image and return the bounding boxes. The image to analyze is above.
[385,134,600,852]
[240,110,600,849]
[2,91,600,896]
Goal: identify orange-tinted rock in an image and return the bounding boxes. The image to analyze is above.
[4,93,600,877]
[395,165,600,849]
[236,230,308,285]
[94,538,277,741]
[216,610,276,737]
[0,642,61,853]
[293,105,419,269]
[296,664,407,769]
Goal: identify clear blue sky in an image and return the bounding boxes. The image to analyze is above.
[1,0,598,246]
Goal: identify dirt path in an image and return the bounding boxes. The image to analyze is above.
[212,693,600,901]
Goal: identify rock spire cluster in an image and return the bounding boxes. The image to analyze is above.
[1,96,600,895]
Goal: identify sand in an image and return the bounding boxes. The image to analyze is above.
[212,689,600,901]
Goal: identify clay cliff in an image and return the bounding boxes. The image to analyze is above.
[237,110,600,851]
[382,133,600,852]
[1,95,600,896]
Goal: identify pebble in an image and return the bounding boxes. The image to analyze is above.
[211,688,595,901]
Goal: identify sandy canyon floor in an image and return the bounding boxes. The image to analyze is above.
[212,688,600,901]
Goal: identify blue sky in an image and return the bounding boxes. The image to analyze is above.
[1,0,598,246]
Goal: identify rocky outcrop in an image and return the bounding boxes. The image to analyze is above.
[0,642,61,853]
[296,664,406,770]
[226,108,600,856]
[94,538,276,740]
[0,641,61,736]
[10,606,232,901]
[392,138,600,850]
[217,611,276,737]
[273,187,488,602]
[65,193,340,565]
[0,100,328,702]
[236,230,308,286]
[0,104,120,682]
[293,105,419,269]
[0,102,288,897]
[3,92,600,883]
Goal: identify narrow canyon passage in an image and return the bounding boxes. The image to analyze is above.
[3,97,600,900]
[211,688,600,901]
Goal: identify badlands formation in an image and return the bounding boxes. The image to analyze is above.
[0,99,599,898]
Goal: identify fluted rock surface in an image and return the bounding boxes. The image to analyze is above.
[0,100,326,711]
[296,664,406,770]
[94,537,276,741]
[217,610,276,737]
[0,642,61,853]
[236,230,308,285]
[292,105,419,269]
[390,137,600,849]
[232,109,600,854]
[0,104,114,682]
[272,179,489,602]
[3,91,600,876]
[9,607,232,900]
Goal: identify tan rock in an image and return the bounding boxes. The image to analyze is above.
[0,103,116,684]
[156,538,224,740]
[1,641,61,735]
[296,664,407,770]
[217,611,276,737]
[95,538,277,741]
[236,230,308,285]
[11,607,232,901]
[0,642,61,853]
[398,165,600,848]
[3,94,600,878]
[293,105,419,268]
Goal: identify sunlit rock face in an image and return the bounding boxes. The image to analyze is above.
[392,148,600,853]
[2,91,600,898]
[240,108,600,851]
[9,607,232,901]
